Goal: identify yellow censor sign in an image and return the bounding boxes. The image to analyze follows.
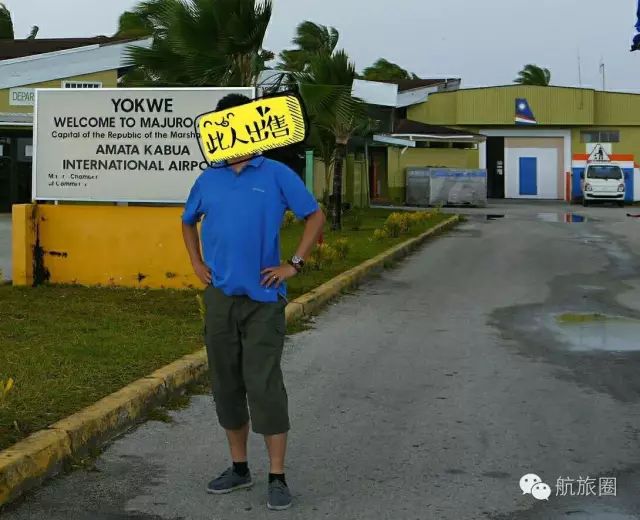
[195,94,307,164]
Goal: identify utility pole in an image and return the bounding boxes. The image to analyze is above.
[577,51,583,88]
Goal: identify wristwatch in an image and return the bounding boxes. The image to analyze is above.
[288,255,305,273]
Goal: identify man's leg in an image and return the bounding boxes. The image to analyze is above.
[226,422,250,463]
[264,433,287,474]
[240,298,292,509]
[204,286,253,494]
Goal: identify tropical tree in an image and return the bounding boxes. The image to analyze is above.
[361,58,418,82]
[275,21,370,228]
[114,10,154,39]
[124,0,273,87]
[514,64,551,86]
[0,3,14,39]
[0,4,39,39]
[297,50,369,230]
[277,21,339,74]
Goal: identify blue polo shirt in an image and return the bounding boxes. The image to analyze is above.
[182,156,318,303]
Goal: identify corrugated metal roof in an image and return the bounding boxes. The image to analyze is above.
[0,112,33,126]
[376,78,461,92]
[0,38,151,90]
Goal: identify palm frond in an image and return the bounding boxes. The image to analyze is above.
[515,64,551,86]
[0,3,14,39]
[362,58,415,82]
[125,0,273,87]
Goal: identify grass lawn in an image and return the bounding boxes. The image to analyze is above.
[0,208,451,451]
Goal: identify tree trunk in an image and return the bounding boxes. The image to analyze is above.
[331,143,346,230]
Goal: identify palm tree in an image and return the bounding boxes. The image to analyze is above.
[0,4,39,39]
[361,58,418,82]
[278,21,339,74]
[114,10,154,39]
[270,21,340,92]
[0,3,14,39]
[124,0,273,87]
[297,50,369,230]
[514,64,551,86]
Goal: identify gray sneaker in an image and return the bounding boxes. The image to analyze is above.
[267,479,292,510]
[207,467,253,494]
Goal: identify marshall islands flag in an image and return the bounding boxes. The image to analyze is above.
[515,98,537,125]
[632,0,640,51]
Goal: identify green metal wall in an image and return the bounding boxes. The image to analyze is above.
[408,86,640,127]
[594,92,640,126]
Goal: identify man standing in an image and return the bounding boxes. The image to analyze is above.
[181,93,325,511]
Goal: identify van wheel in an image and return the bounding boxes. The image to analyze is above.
[582,199,589,207]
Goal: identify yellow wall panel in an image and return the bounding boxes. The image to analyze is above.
[34,204,201,289]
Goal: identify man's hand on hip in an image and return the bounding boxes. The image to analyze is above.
[193,260,212,285]
[261,264,297,288]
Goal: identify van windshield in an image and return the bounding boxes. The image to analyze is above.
[587,165,623,180]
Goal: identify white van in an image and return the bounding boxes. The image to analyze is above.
[582,162,625,207]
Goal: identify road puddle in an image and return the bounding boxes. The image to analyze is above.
[553,313,640,352]
[537,212,587,223]
[484,213,588,223]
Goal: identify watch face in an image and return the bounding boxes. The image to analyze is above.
[292,255,303,264]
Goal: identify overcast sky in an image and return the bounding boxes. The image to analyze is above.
[5,0,640,91]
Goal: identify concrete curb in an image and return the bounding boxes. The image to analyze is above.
[0,214,458,508]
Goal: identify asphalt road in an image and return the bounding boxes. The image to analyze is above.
[5,202,640,520]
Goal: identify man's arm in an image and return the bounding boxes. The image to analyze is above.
[261,208,325,288]
[182,222,212,285]
[293,209,325,260]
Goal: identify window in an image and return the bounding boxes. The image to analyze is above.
[586,165,623,180]
[581,130,620,143]
[62,81,102,89]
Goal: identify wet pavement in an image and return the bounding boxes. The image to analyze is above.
[0,213,11,281]
[4,201,640,519]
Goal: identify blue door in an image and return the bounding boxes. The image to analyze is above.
[519,157,538,196]
[623,169,634,202]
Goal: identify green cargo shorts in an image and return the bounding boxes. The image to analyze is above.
[203,285,289,435]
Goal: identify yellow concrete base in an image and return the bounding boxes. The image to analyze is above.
[12,204,201,288]
[0,215,458,508]
[11,204,36,286]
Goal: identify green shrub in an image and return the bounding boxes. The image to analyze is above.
[0,378,14,406]
[304,256,319,272]
[409,211,431,226]
[334,238,350,259]
[384,213,404,237]
[282,210,297,228]
[399,213,412,233]
[308,243,339,270]
[372,228,389,241]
